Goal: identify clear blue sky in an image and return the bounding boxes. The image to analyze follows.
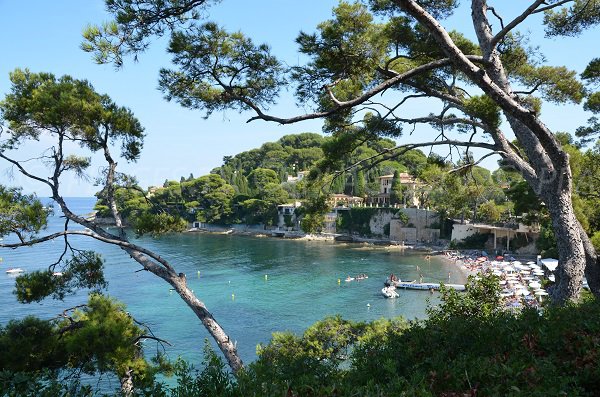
[0,1,597,196]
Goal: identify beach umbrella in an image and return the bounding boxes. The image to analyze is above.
[527,261,536,265]
[529,282,541,289]
[512,261,522,266]
[514,264,529,270]
[535,290,549,296]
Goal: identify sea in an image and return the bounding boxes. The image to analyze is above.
[0,197,464,367]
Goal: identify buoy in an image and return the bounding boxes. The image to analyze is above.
[264,274,268,281]
[232,293,235,300]
[367,303,371,307]
[337,278,341,285]
[197,270,200,278]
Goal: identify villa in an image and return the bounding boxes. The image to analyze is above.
[368,172,420,207]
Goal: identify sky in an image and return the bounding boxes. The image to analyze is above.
[0,1,598,196]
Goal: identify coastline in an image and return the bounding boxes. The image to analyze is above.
[434,251,478,282]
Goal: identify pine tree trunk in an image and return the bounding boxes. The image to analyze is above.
[544,191,586,303]
[169,273,244,373]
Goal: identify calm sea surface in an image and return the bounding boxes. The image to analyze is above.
[0,197,464,365]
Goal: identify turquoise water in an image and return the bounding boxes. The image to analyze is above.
[0,197,463,364]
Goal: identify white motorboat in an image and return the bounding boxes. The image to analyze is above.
[6,268,24,274]
[381,286,399,299]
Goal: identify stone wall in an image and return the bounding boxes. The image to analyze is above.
[390,223,440,243]
[388,208,440,243]
[369,210,396,236]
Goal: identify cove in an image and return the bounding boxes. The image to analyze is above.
[0,197,464,365]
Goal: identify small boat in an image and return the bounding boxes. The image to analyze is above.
[345,276,355,282]
[381,286,399,299]
[6,268,24,274]
[355,274,368,281]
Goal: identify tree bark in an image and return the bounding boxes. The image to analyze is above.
[395,0,595,302]
[126,249,244,373]
[544,190,586,302]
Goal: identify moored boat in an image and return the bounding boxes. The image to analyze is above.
[393,281,466,291]
[381,286,399,298]
[6,268,24,274]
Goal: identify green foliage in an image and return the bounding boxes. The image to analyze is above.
[395,210,409,225]
[337,207,378,236]
[1,68,144,161]
[591,231,600,251]
[0,294,165,395]
[538,222,559,258]
[159,22,285,117]
[389,169,405,205]
[293,2,387,108]
[516,65,585,104]
[166,344,235,397]
[477,199,508,223]
[133,211,188,235]
[428,273,503,322]
[140,276,600,396]
[544,0,600,37]
[182,174,235,224]
[247,168,279,192]
[585,91,600,113]
[353,170,366,197]
[238,199,277,226]
[14,251,107,303]
[463,95,501,128]
[299,196,329,234]
[0,186,48,241]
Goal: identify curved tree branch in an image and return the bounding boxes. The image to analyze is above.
[244,56,483,124]
[490,0,546,48]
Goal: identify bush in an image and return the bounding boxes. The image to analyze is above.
[161,275,600,396]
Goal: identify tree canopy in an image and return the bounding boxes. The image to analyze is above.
[82,0,600,303]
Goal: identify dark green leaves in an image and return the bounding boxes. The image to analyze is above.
[575,116,600,144]
[544,0,600,37]
[293,2,388,110]
[369,0,459,20]
[133,211,188,235]
[516,65,585,104]
[582,58,600,83]
[463,95,502,129]
[82,0,217,66]
[159,22,285,117]
[0,294,163,394]
[14,251,107,303]
[0,69,145,162]
[0,186,48,241]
